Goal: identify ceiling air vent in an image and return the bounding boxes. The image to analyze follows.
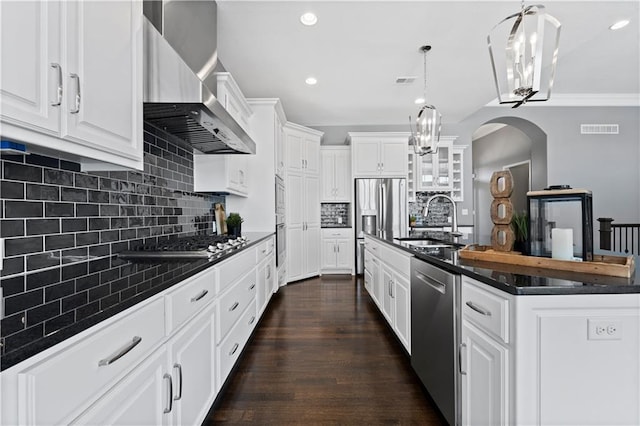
[395,76,416,85]
[580,124,619,135]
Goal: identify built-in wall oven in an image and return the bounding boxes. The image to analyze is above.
[275,175,286,268]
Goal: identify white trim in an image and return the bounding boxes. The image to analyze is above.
[486,93,640,107]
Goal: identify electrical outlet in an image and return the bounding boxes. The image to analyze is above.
[588,319,623,340]
[461,208,469,215]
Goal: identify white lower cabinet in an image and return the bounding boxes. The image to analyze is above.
[460,275,640,426]
[1,239,277,426]
[320,228,353,274]
[363,236,411,353]
[460,320,509,426]
[73,344,170,426]
[166,304,217,426]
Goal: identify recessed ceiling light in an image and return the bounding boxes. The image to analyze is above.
[300,12,317,26]
[305,77,317,86]
[414,97,425,105]
[610,19,630,30]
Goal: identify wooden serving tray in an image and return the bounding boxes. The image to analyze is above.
[459,245,635,278]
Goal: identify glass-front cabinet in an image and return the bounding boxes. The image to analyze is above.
[417,140,453,190]
[407,137,465,202]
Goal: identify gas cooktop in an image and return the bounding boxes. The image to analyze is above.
[118,235,249,260]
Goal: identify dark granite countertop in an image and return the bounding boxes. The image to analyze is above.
[321,224,352,229]
[0,232,274,371]
[367,231,639,296]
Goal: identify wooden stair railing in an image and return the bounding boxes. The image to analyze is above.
[598,218,640,255]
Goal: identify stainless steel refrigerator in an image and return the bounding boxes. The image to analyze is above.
[355,178,408,273]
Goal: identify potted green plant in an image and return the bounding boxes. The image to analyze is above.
[409,215,417,227]
[511,211,528,254]
[226,212,244,238]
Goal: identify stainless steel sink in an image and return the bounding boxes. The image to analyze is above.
[403,240,457,249]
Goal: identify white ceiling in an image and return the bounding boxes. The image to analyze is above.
[216,1,640,127]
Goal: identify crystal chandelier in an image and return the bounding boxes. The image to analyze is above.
[488,1,561,107]
[409,45,441,156]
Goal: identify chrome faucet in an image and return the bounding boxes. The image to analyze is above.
[423,194,461,236]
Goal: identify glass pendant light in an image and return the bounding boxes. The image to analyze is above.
[488,1,561,107]
[409,45,441,156]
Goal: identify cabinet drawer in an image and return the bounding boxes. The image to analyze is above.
[16,298,165,426]
[379,244,411,278]
[462,277,510,343]
[217,247,256,294]
[257,237,275,263]
[364,239,381,257]
[322,228,351,239]
[217,301,256,388]
[216,269,257,343]
[165,267,216,334]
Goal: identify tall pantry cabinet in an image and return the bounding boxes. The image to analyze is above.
[284,122,323,282]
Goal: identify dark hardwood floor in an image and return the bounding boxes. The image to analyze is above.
[207,274,447,425]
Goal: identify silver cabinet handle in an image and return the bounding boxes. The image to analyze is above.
[249,315,256,325]
[69,73,81,113]
[466,301,492,316]
[173,363,183,400]
[229,301,239,311]
[163,373,173,413]
[380,162,384,170]
[239,170,244,184]
[249,283,256,291]
[267,265,271,279]
[98,336,142,366]
[301,159,304,169]
[229,343,239,356]
[190,289,208,302]
[459,343,467,375]
[50,63,62,106]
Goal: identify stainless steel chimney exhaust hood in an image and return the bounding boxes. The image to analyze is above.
[143,1,256,154]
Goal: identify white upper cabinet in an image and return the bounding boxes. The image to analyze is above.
[0,0,144,170]
[216,72,253,135]
[194,155,249,197]
[349,132,408,178]
[286,123,321,175]
[320,146,351,202]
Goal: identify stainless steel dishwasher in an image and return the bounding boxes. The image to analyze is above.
[411,257,460,426]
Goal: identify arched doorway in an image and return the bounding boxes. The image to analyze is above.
[471,117,547,245]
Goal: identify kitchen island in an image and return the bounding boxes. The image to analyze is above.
[364,232,640,426]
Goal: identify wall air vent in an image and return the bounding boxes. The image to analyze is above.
[395,76,416,84]
[580,124,619,135]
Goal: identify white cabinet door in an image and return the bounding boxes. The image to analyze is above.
[335,239,351,270]
[321,239,337,270]
[352,139,380,176]
[380,141,407,176]
[320,151,335,201]
[63,0,142,161]
[286,130,304,173]
[274,113,285,177]
[461,320,508,426]
[304,135,320,174]
[333,150,351,201]
[168,305,217,426]
[287,172,304,227]
[370,256,381,308]
[381,265,394,324]
[74,346,170,426]
[393,273,411,352]
[0,1,60,134]
[304,174,320,228]
[304,225,321,277]
[287,226,303,282]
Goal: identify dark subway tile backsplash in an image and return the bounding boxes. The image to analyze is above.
[1,123,224,358]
